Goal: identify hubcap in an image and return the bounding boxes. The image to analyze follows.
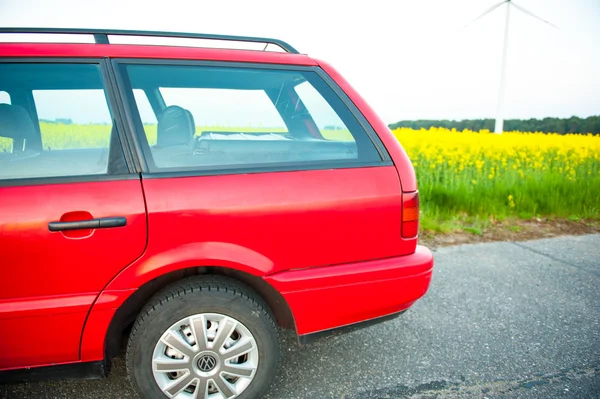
[152,313,259,399]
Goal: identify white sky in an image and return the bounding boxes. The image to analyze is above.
[0,0,598,124]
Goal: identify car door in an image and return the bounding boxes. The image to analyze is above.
[0,61,147,370]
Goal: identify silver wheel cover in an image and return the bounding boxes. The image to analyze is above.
[152,313,259,398]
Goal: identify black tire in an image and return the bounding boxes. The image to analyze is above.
[126,276,281,399]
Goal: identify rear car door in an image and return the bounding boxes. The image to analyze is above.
[0,61,147,369]
[116,61,404,273]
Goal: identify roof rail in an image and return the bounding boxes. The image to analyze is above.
[0,27,300,54]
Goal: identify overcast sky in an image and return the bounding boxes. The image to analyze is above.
[0,0,598,124]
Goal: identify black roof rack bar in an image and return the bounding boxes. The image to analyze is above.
[0,27,300,54]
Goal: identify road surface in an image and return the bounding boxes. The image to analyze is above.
[2,234,599,398]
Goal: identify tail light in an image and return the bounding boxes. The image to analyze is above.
[402,191,419,238]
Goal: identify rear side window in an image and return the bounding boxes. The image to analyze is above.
[0,91,11,153]
[0,63,121,181]
[122,64,382,173]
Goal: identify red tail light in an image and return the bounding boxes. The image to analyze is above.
[402,191,419,238]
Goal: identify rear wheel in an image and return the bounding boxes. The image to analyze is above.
[126,276,281,399]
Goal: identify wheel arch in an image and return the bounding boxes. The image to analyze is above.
[102,266,296,362]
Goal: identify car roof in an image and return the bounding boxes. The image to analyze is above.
[0,28,318,66]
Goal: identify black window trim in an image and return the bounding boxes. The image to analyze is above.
[140,161,392,180]
[111,58,392,177]
[0,57,140,187]
[0,173,140,188]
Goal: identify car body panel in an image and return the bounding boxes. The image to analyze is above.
[264,245,433,334]
[80,288,136,361]
[0,313,89,370]
[0,43,317,65]
[0,180,147,370]
[136,166,404,276]
[78,166,406,360]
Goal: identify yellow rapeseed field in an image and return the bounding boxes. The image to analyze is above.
[392,127,600,225]
[393,127,600,182]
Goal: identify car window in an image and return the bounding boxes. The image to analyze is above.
[0,63,120,181]
[123,64,382,172]
[0,91,11,152]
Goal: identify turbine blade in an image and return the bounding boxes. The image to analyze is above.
[463,1,507,29]
[511,2,559,29]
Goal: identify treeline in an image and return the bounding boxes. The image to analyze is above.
[40,118,73,124]
[388,115,600,135]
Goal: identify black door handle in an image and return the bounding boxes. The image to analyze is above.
[48,217,127,232]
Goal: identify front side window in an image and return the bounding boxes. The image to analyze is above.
[0,63,120,180]
[123,64,381,172]
[33,89,112,151]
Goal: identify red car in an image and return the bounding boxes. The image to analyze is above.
[0,28,433,399]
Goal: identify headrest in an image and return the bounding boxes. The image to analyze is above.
[157,105,195,147]
[0,104,37,148]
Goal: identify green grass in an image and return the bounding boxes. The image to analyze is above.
[420,212,492,234]
[510,225,523,233]
[463,226,483,236]
[417,171,600,231]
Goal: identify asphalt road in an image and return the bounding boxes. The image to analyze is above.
[2,234,599,399]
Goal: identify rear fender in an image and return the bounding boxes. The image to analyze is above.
[80,242,274,361]
[107,242,274,291]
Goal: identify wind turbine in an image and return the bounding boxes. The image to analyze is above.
[465,0,558,134]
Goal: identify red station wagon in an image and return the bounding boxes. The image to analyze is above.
[0,28,434,399]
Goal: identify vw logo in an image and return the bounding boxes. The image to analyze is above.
[197,354,217,372]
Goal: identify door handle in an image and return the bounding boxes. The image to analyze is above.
[48,217,127,232]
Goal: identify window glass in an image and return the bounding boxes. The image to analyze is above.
[0,63,117,180]
[0,91,11,152]
[33,89,112,150]
[294,81,353,141]
[133,89,158,145]
[0,91,9,104]
[124,64,381,172]
[160,88,288,134]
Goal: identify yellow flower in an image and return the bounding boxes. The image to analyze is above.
[508,195,515,208]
